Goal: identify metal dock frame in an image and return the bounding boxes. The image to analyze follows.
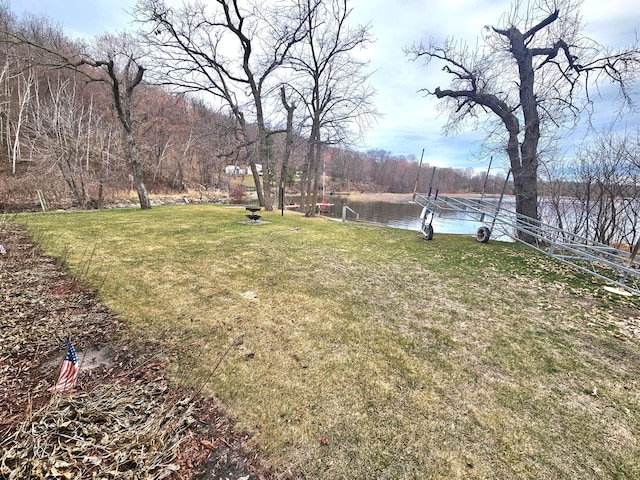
[413,191,640,296]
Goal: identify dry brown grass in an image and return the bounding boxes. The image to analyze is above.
[18,204,640,479]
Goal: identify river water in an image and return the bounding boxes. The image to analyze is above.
[280,194,513,237]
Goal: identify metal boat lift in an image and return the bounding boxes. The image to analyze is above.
[412,187,640,296]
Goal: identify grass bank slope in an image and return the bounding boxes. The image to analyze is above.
[20,204,640,479]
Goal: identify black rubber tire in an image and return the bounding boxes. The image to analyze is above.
[423,223,434,241]
[476,226,491,243]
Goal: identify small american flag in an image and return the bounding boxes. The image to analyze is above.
[49,336,79,393]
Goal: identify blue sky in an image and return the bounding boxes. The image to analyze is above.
[349,0,640,170]
[13,0,640,171]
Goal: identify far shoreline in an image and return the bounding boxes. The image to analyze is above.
[328,192,413,203]
[325,191,513,203]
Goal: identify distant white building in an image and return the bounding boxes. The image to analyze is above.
[249,164,263,176]
[225,165,245,175]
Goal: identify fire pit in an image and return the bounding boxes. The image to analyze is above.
[245,206,261,222]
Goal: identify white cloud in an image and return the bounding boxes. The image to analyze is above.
[14,0,640,169]
[14,0,134,38]
[351,0,640,168]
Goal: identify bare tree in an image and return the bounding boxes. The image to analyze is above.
[0,6,36,175]
[29,75,94,206]
[277,85,298,209]
[328,147,359,193]
[80,33,152,209]
[10,30,153,209]
[571,128,640,247]
[135,0,311,210]
[287,0,376,216]
[407,0,640,242]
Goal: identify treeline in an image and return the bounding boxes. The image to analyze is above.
[0,4,258,210]
[0,1,508,212]
[539,129,640,248]
[326,148,509,195]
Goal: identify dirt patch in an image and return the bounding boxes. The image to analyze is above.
[0,223,276,479]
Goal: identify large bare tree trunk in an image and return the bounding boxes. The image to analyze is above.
[126,130,151,210]
[278,87,296,210]
[511,27,540,237]
[409,3,640,244]
[101,50,151,211]
[10,69,33,174]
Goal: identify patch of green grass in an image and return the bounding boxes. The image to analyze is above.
[19,204,640,479]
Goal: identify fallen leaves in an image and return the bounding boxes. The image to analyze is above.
[0,223,272,480]
[0,383,195,479]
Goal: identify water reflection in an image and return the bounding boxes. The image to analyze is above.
[277,194,507,236]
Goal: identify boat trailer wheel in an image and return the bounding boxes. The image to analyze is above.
[476,226,491,243]
[422,223,434,241]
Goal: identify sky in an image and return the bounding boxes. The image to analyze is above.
[12,0,640,172]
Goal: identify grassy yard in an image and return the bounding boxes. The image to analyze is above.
[19,204,640,479]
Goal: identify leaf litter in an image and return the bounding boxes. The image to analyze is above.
[0,222,273,480]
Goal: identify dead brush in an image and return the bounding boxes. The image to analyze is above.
[0,383,196,479]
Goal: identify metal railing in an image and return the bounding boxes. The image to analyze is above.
[413,192,640,295]
[341,205,360,222]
